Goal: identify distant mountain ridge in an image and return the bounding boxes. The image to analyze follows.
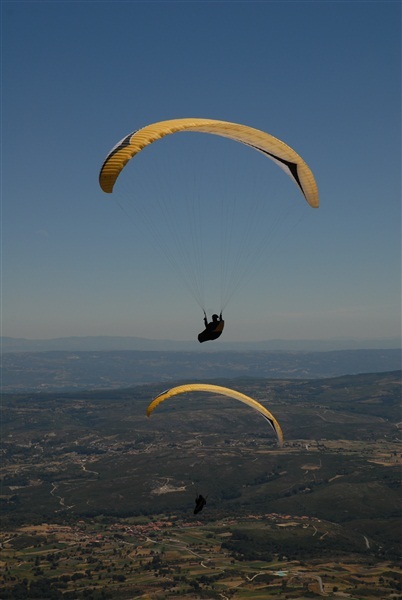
[1,345,401,393]
[1,335,401,353]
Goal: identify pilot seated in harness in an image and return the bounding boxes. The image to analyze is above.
[198,312,224,343]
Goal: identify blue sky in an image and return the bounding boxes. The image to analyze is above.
[2,0,401,344]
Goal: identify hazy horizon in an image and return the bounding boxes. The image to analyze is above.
[2,333,401,354]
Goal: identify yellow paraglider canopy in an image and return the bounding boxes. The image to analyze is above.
[99,117,319,209]
[146,383,284,446]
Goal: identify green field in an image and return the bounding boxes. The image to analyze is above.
[1,516,401,599]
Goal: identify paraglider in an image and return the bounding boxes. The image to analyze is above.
[194,494,207,514]
[198,311,224,343]
[99,118,319,338]
[146,383,284,446]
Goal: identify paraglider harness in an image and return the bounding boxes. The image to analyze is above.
[194,494,207,514]
[198,312,224,343]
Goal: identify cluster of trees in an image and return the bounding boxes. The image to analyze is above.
[0,577,112,600]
